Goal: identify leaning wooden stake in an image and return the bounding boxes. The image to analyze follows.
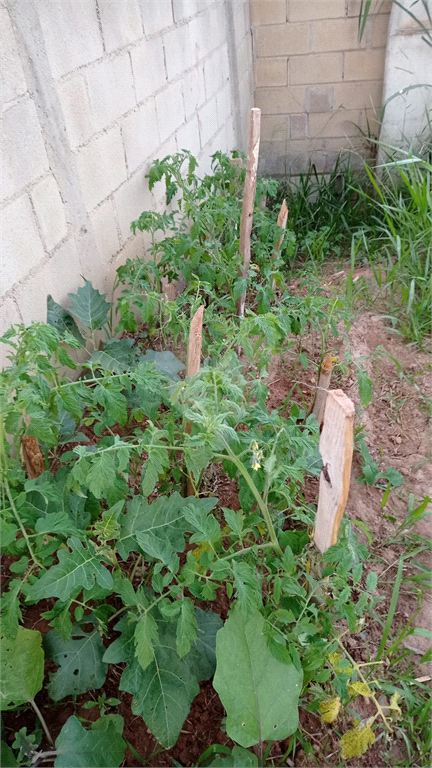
[185,305,204,496]
[314,389,355,553]
[236,108,261,318]
[312,353,333,427]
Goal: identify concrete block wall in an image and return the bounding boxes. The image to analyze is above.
[251,0,391,176]
[1,0,253,366]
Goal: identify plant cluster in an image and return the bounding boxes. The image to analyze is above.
[1,148,430,768]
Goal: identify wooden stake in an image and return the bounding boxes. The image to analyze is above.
[312,353,333,427]
[185,305,204,496]
[314,389,355,554]
[20,436,44,479]
[271,198,288,289]
[236,108,261,318]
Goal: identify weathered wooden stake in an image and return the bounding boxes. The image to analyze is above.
[314,389,355,554]
[236,108,261,319]
[272,198,288,289]
[312,353,333,427]
[185,305,204,496]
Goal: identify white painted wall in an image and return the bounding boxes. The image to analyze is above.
[0,0,253,366]
[379,0,432,155]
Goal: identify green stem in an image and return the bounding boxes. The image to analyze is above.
[216,440,282,555]
[30,698,54,746]
[220,542,275,562]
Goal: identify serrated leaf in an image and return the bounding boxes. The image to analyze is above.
[319,696,341,723]
[223,508,244,536]
[120,621,199,748]
[141,350,185,380]
[44,625,108,700]
[1,628,44,709]
[88,338,139,374]
[340,724,375,759]
[134,612,158,671]
[232,561,262,616]
[0,741,18,767]
[183,505,221,544]
[0,579,22,639]
[357,368,373,408]
[68,281,112,331]
[213,609,302,747]
[94,384,127,426]
[86,452,118,499]
[366,571,378,591]
[1,519,18,549]
[192,608,223,679]
[102,617,135,665]
[55,715,125,767]
[389,691,403,720]
[176,597,198,658]
[27,537,113,602]
[384,467,404,487]
[348,681,372,697]
[47,295,84,345]
[34,511,79,537]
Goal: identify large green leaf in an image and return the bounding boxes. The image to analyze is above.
[68,281,112,331]
[0,628,44,710]
[117,492,217,560]
[213,609,302,747]
[0,741,18,767]
[27,537,113,602]
[47,295,84,345]
[44,624,108,700]
[88,338,139,373]
[55,716,125,767]
[120,620,199,749]
[193,607,223,679]
[141,350,185,380]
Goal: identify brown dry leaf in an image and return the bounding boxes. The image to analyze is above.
[20,436,44,479]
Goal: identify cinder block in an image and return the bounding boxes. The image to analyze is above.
[198,96,218,149]
[287,0,345,21]
[250,0,286,26]
[172,0,198,23]
[1,195,45,294]
[290,113,308,139]
[308,109,368,138]
[305,85,334,113]
[333,80,383,110]
[15,239,82,326]
[58,74,94,150]
[0,8,27,105]
[254,57,288,87]
[204,47,226,101]
[253,22,310,57]
[290,52,343,85]
[76,127,127,212]
[261,114,289,142]
[164,23,197,81]
[90,198,120,262]
[139,0,173,36]
[113,171,155,242]
[216,83,232,129]
[2,98,49,201]
[255,85,307,114]
[98,0,143,52]
[86,53,136,132]
[155,80,185,144]
[31,175,67,252]
[131,38,167,103]
[259,141,287,176]
[311,16,362,52]
[122,100,160,175]
[369,13,391,48]
[37,1,103,79]
[346,0,392,17]
[344,48,386,81]
[175,114,200,153]
[183,67,206,120]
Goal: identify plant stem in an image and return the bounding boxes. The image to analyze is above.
[216,440,282,555]
[220,542,275,562]
[30,699,54,746]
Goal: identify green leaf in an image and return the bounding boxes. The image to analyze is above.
[208,746,258,767]
[1,519,18,549]
[1,627,44,709]
[86,452,119,499]
[357,367,373,408]
[192,608,223,679]
[55,715,126,767]
[183,505,221,544]
[102,617,135,665]
[68,281,112,331]
[94,384,127,427]
[88,338,139,373]
[120,620,199,749]
[213,609,302,747]
[223,508,244,536]
[47,295,85,345]
[0,741,18,767]
[384,467,404,487]
[141,350,185,381]
[366,571,378,591]
[27,537,113,602]
[232,561,262,616]
[0,579,22,639]
[134,612,159,671]
[176,597,198,658]
[141,438,170,496]
[44,624,108,700]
